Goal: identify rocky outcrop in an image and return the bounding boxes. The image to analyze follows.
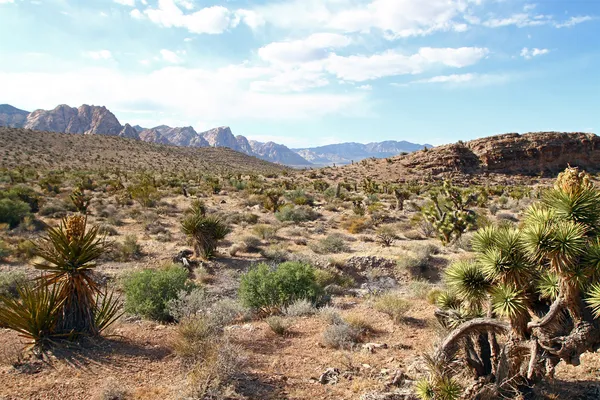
[250,141,313,166]
[294,141,431,165]
[0,104,29,128]
[24,104,124,136]
[118,123,140,140]
[236,135,253,154]
[140,125,209,147]
[200,127,241,150]
[402,132,600,176]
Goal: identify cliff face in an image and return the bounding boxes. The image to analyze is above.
[24,104,125,136]
[0,104,29,128]
[402,132,600,175]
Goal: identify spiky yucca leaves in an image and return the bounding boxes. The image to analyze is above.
[70,188,91,214]
[445,260,491,309]
[264,189,284,213]
[35,215,110,335]
[478,227,533,288]
[416,353,462,400]
[537,272,560,301]
[181,207,231,259]
[491,284,529,336]
[0,284,64,355]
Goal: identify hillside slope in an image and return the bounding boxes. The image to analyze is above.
[0,127,288,175]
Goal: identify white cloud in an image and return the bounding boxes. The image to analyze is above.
[483,13,552,28]
[324,47,489,81]
[555,16,594,28]
[140,0,258,34]
[0,66,367,124]
[130,9,143,19]
[160,49,185,64]
[408,73,511,86]
[0,0,15,3]
[114,0,135,6]
[357,84,372,90]
[85,50,112,60]
[258,33,351,64]
[100,11,108,17]
[520,47,550,59]
[250,0,482,38]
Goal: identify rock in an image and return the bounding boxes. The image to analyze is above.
[139,125,208,147]
[0,104,28,128]
[250,140,313,166]
[24,104,124,135]
[359,389,417,400]
[402,132,600,176]
[363,343,389,353]
[318,367,340,385]
[390,370,408,387]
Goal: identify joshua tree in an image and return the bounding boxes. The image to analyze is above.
[422,180,478,245]
[393,186,411,211]
[420,167,600,399]
[181,203,231,259]
[263,189,284,213]
[70,187,91,214]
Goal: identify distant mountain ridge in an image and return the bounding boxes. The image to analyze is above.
[294,140,432,165]
[0,103,430,166]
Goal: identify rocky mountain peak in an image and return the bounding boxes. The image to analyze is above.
[24,104,123,135]
[0,104,29,128]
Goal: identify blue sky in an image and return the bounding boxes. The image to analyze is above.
[0,0,598,148]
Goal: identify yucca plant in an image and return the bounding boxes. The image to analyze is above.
[424,167,600,398]
[0,284,64,355]
[181,205,231,259]
[70,188,91,214]
[34,215,116,335]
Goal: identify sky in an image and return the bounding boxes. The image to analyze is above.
[0,0,598,148]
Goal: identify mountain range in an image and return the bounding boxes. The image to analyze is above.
[0,103,430,166]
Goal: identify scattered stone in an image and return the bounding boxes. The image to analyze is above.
[363,343,389,353]
[359,389,417,400]
[318,368,340,385]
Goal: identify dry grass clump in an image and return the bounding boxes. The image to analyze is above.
[373,292,410,323]
[284,298,316,317]
[265,316,292,336]
[310,233,350,254]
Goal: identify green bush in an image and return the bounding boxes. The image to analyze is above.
[310,234,350,254]
[1,185,41,213]
[239,261,325,314]
[0,240,11,261]
[122,264,195,321]
[275,205,320,223]
[0,270,28,298]
[0,198,30,228]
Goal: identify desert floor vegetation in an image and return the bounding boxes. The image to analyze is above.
[1,140,600,399]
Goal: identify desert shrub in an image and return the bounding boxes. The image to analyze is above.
[0,271,28,298]
[275,205,320,223]
[314,268,355,288]
[145,220,169,235]
[166,287,209,322]
[322,322,361,349]
[284,299,316,317]
[408,279,433,299]
[241,235,262,252]
[0,240,11,261]
[0,198,30,228]
[99,383,129,400]
[252,224,278,240]
[13,240,36,261]
[265,316,290,335]
[376,225,398,246]
[109,235,142,261]
[342,216,371,234]
[2,185,41,213]
[373,293,410,323]
[319,305,344,325]
[310,234,350,254]
[38,200,71,218]
[98,224,119,236]
[285,189,314,206]
[226,212,259,225]
[209,298,251,326]
[260,245,290,262]
[172,315,218,361]
[122,264,194,321]
[239,261,324,314]
[128,180,159,208]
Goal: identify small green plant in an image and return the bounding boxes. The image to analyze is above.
[265,316,290,336]
[181,203,231,259]
[275,205,320,223]
[239,261,324,315]
[0,271,28,298]
[0,198,30,228]
[376,225,398,247]
[373,293,410,323]
[310,234,350,254]
[252,224,278,240]
[122,263,194,321]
